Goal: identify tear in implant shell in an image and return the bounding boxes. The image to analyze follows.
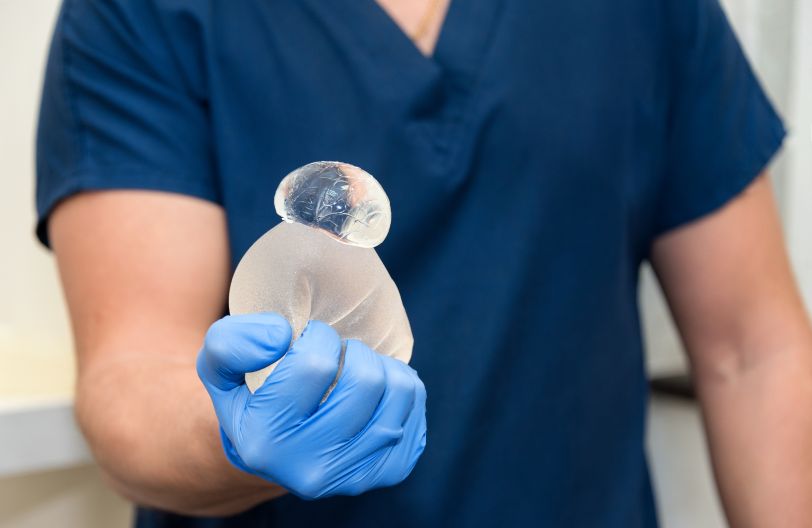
[273,161,392,248]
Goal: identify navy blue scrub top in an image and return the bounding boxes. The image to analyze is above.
[37,0,785,526]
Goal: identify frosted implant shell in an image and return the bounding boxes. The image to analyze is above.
[274,161,391,248]
[229,162,412,393]
[230,223,414,392]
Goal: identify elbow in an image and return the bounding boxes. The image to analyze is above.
[73,385,163,510]
[76,401,252,516]
[688,324,812,393]
[73,371,278,516]
[688,341,744,388]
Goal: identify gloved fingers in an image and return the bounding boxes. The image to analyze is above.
[250,320,341,425]
[377,355,421,427]
[374,371,427,487]
[196,314,290,443]
[337,379,426,496]
[345,355,421,458]
[213,383,252,445]
[397,373,428,461]
[218,426,256,476]
[197,313,292,393]
[314,339,387,440]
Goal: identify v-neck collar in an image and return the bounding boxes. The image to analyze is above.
[368,0,452,61]
[303,0,505,90]
[300,0,505,179]
[431,0,505,84]
[364,0,456,62]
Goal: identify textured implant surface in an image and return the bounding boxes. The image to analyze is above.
[229,222,414,392]
[274,161,391,248]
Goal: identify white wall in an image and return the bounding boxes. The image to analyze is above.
[0,2,132,527]
[0,0,75,396]
[784,0,812,308]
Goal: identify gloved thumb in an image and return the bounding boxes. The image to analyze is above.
[197,313,293,392]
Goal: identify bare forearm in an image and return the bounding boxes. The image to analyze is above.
[76,351,285,516]
[648,175,812,525]
[47,193,276,514]
[696,342,812,527]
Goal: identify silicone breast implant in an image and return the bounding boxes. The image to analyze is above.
[229,161,414,393]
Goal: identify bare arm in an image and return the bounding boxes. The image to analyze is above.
[651,175,812,527]
[50,190,286,516]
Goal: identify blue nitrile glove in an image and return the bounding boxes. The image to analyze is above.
[196,313,427,500]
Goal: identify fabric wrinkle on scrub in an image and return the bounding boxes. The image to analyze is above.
[229,162,414,393]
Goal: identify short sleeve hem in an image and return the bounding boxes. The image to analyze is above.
[652,119,786,239]
[36,165,222,248]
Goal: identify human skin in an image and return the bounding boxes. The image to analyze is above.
[49,172,812,522]
[650,175,812,527]
[50,191,283,515]
[376,0,451,56]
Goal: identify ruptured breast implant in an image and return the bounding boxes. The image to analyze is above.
[229,161,414,393]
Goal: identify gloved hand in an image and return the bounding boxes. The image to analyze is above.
[196,313,427,500]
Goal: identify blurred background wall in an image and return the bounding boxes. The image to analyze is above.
[0,1,131,526]
[0,1,809,527]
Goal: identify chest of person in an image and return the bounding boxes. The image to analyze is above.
[204,0,667,262]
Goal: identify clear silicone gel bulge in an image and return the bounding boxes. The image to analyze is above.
[229,161,414,393]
